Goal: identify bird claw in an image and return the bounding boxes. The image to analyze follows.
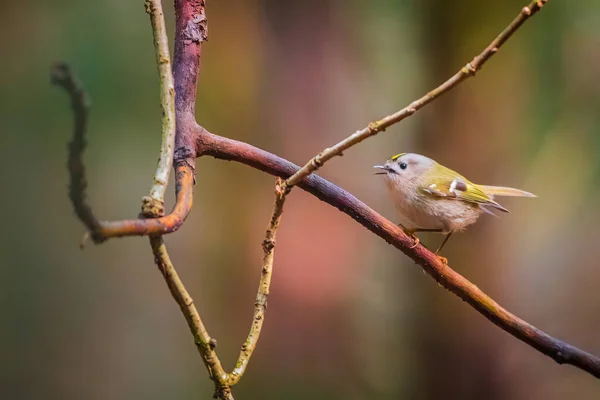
[402,228,419,249]
[438,255,448,265]
[409,236,420,249]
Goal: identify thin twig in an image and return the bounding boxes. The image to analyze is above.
[50,63,103,244]
[224,179,288,386]
[149,236,231,398]
[284,0,549,189]
[144,0,177,207]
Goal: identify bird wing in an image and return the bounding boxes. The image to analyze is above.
[420,169,508,213]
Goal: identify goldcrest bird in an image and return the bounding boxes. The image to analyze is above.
[374,153,535,261]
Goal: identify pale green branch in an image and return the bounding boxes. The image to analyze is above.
[225,179,288,386]
[145,0,177,205]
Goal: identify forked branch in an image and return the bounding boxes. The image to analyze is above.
[195,0,600,380]
[54,1,600,399]
[49,59,193,243]
[143,2,234,399]
[53,1,230,399]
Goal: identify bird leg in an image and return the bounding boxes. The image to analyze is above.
[434,231,453,264]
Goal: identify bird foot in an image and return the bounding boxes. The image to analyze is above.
[409,236,420,249]
[402,229,420,249]
[398,225,421,249]
[437,255,448,265]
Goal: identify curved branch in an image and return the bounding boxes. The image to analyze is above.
[51,0,206,244]
[197,127,600,379]
[51,63,102,243]
[51,62,195,243]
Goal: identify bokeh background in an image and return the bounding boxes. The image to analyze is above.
[2,0,600,399]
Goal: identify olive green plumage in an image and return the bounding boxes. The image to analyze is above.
[374,153,535,254]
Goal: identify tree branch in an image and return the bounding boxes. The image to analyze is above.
[53,2,231,399]
[50,2,198,245]
[144,0,177,205]
[284,0,549,189]
[198,128,600,379]
[50,59,193,242]
[225,179,288,386]
[50,63,102,244]
[190,0,600,379]
[55,0,600,399]
[148,235,231,398]
[143,2,233,400]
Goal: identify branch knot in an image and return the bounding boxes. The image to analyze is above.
[367,121,379,134]
[462,62,477,76]
[140,196,165,218]
[275,178,291,197]
[262,238,276,253]
[183,11,208,44]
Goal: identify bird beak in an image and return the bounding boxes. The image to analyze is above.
[373,165,388,175]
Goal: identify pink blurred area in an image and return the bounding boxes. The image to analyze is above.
[2,0,600,399]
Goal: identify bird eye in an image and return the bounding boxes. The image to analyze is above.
[399,162,407,170]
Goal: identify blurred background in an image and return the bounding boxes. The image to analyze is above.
[2,0,600,399]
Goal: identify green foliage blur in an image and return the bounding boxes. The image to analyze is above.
[2,1,600,399]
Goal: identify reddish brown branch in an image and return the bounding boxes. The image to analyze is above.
[51,65,195,244]
[195,126,600,378]
[100,163,194,237]
[145,2,233,399]
[173,0,207,119]
[167,3,236,399]
[50,0,208,244]
[173,0,208,169]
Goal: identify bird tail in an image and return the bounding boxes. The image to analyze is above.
[479,185,536,198]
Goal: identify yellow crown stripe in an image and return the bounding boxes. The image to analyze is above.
[390,153,406,161]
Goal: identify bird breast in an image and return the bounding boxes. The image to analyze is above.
[385,177,482,232]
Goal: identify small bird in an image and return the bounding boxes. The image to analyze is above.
[374,153,535,262]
